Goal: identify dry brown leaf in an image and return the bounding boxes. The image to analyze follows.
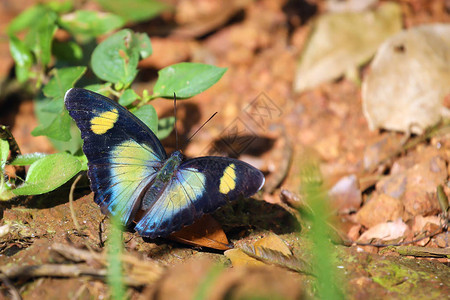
[225,234,292,267]
[294,2,402,92]
[362,24,450,134]
[224,248,266,267]
[169,214,231,250]
[254,234,292,256]
[358,218,408,243]
[225,235,312,275]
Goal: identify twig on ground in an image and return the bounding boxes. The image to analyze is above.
[0,273,22,300]
[69,174,83,234]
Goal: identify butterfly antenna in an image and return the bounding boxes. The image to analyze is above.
[174,92,179,150]
[186,112,218,144]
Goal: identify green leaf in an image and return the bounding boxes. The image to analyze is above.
[13,152,82,196]
[8,4,49,35]
[10,153,47,166]
[157,116,175,140]
[95,0,169,22]
[26,11,58,66]
[91,29,142,87]
[153,63,227,98]
[59,10,125,38]
[0,139,9,170]
[43,66,87,100]
[119,89,139,106]
[34,96,83,153]
[45,1,73,13]
[8,35,33,83]
[40,67,86,114]
[41,98,64,113]
[52,40,83,62]
[49,124,83,154]
[133,105,158,133]
[136,32,152,58]
[32,109,72,141]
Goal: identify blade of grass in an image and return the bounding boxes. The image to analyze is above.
[193,263,224,300]
[108,214,126,300]
[301,162,345,299]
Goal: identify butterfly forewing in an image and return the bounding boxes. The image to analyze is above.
[64,88,167,225]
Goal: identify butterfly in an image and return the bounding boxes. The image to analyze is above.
[64,88,265,238]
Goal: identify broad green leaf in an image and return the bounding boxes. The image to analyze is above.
[49,124,83,154]
[13,152,82,196]
[0,139,9,170]
[7,4,49,35]
[41,98,64,113]
[52,40,83,62]
[119,89,139,106]
[43,66,87,100]
[133,105,158,133]
[45,1,73,13]
[32,109,72,141]
[153,63,227,98]
[24,9,58,66]
[59,10,125,38]
[157,116,175,140]
[8,35,33,83]
[8,4,58,67]
[40,66,86,114]
[91,29,141,86]
[136,32,152,58]
[10,153,47,166]
[31,15,58,65]
[34,96,83,153]
[95,0,169,22]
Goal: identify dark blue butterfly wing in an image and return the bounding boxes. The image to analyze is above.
[135,156,265,238]
[64,88,167,225]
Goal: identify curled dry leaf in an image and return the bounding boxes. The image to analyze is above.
[169,214,231,251]
[358,218,408,243]
[225,234,291,267]
[254,234,292,256]
[225,234,312,275]
[362,24,450,134]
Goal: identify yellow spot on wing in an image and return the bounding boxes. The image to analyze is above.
[91,109,119,134]
[219,164,236,194]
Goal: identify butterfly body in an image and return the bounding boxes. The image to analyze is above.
[140,151,182,211]
[65,88,264,238]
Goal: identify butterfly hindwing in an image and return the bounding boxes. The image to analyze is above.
[135,156,265,238]
[64,88,167,225]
